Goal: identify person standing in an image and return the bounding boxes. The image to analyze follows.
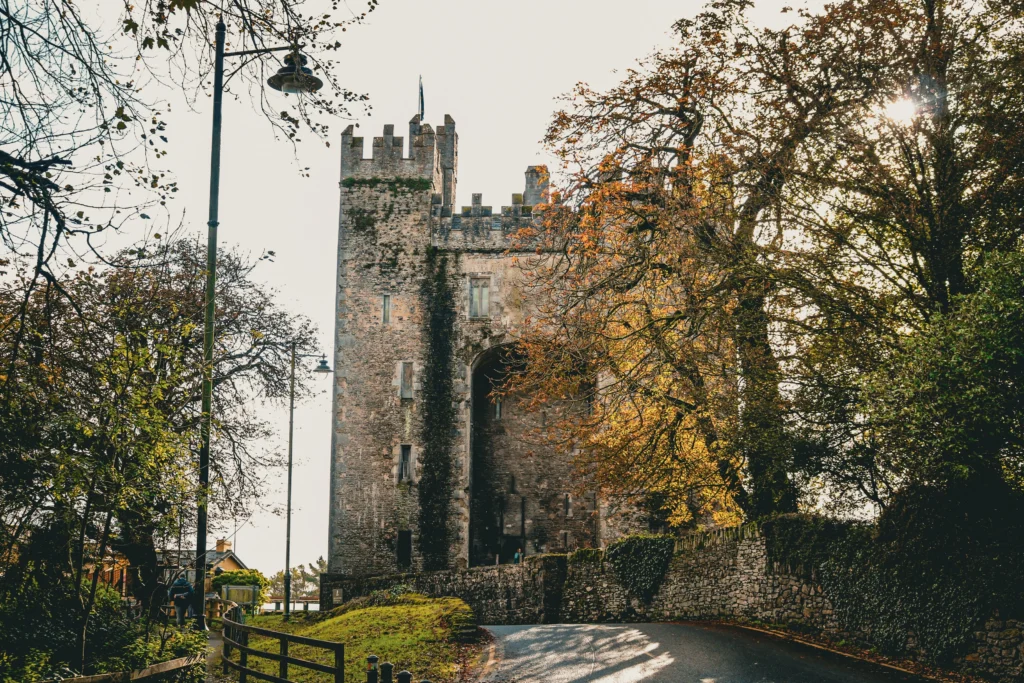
[168,573,194,627]
[513,548,522,564]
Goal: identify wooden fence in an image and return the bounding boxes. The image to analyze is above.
[55,655,203,683]
[221,613,343,683]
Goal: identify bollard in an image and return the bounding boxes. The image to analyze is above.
[396,671,412,683]
[366,655,380,683]
[381,662,394,683]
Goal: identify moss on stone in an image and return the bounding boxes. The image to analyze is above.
[568,547,604,564]
[348,207,377,232]
[341,176,432,192]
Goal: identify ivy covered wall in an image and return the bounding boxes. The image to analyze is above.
[417,247,458,570]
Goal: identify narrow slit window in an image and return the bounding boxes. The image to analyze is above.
[399,444,412,482]
[382,294,391,324]
[397,530,412,568]
[400,362,413,399]
[469,278,490,318]
[494,396,502,420]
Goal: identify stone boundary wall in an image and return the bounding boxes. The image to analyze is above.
[320,555,566,625]
[321,536,1023,682]
[560,536,838,630]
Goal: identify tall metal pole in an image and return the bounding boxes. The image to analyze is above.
[194,17,226,631]
[284,341,296,620]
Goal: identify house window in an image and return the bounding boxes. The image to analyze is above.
[399,444,412,482]
[400,362,413,399]
[494,396,502,420]
[382,295,391,324]
[564,493,573,518]
[469,278,490,318]
[397,530,413,568]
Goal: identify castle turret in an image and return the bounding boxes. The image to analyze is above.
[329,118,445,578]
[436,114,458,210]
[524,165,548,206]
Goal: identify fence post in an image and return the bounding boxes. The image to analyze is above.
[367,654,380,683]
[381,661,394,683]
[334,643,345,683]
[222,614,231,676]
[396,671,412,683]
[239,630,249,683]
[279,637,289,680]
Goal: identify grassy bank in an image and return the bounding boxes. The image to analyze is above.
[241,593,476,683]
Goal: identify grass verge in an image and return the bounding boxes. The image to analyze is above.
[237,593,477,683]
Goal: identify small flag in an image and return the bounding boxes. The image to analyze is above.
[418,75,425,121]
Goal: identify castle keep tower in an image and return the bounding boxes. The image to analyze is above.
[327,114,598,578]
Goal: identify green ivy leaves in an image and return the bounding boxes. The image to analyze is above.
[605,534,675,602]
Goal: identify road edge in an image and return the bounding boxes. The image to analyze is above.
[724,622,932,678]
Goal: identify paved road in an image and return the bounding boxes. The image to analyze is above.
[481,623,926,683]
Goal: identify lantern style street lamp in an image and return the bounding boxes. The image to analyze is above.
[283,346,332,620]
[194,19,323,631]
[268,53,325,94]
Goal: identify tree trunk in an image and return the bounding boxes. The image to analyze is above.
[79,509,113,673]
[113,510,165,619]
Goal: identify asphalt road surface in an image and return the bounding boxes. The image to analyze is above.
[481,623,927,683]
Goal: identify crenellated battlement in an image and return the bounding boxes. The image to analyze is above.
[340,115,459,206]
[429,170,549,252]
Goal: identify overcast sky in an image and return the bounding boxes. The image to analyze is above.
[158,0,819,580]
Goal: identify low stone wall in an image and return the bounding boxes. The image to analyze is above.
[559,535,836,629]
[321,534,1023,682]
[320,554,566,624]
[966,616,1024,682]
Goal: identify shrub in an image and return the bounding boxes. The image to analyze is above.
[212,569,271,607]
[568,547,604,564]
[604,534,675,602]
[763,480,1024,664]
[762,513,857,579]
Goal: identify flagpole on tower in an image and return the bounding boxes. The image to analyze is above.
[419,75,425,121]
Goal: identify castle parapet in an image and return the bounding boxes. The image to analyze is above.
[339,119,444,186]
[431,165,549,251]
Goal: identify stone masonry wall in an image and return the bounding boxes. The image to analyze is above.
[321,532,1023,682]
[320,554,567,625]
[560,536,836,630]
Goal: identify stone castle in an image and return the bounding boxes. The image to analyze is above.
[326,113,614,577]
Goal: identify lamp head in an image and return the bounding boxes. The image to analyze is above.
[267,52,324,94]
[314,355,332,374]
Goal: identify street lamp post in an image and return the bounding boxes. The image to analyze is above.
[194,18,323,630]
[284,344,332,620]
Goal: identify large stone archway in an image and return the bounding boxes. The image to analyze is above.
[468,345,598,567]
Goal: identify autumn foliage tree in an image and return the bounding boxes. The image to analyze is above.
[512,0,894,524]
[510,0,1024,525]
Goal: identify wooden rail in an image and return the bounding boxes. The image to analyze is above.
[221,615,343,683]
[56,655,203,682]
